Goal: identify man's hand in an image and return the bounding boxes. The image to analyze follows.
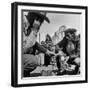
[46,50,55,56]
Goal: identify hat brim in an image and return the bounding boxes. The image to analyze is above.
[64,28,76,34]
[26,12,50,23]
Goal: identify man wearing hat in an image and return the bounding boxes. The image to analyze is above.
[23,11,54,77]
[55,28,80,75]
[56,28,77,56]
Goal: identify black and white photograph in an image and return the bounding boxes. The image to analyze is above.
[11,2,88,87]
[22,11,80,77]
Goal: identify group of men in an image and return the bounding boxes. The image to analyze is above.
[41,28,80,75]
[23,11,80,77]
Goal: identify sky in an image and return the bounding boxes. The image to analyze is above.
[37,12,81,42]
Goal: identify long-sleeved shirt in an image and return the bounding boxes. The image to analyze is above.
[56,37,76,56]
[23,30,47,55]
[24,42,47,55]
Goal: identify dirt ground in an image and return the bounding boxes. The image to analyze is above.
[30,65,58,77]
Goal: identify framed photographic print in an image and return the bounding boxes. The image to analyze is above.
[11,2,88,87]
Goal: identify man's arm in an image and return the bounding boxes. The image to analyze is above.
[35,42,55,55]
[35,42,47,53]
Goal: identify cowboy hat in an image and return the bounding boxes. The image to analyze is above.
[25,11,50,24]
[64,28,77,34]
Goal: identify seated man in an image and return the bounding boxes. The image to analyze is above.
[55,28,80,75]
[23,11,55,77]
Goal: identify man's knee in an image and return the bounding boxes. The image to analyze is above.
[23,54,39,72]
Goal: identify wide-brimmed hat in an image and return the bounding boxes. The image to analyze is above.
[25,11,50,23]
[64,28,77,35]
